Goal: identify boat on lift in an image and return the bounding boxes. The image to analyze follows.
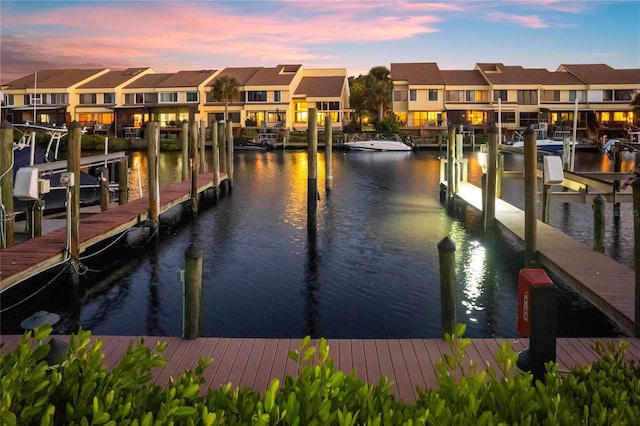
[344,133,414,151]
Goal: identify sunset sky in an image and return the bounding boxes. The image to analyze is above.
[1,0,638,83]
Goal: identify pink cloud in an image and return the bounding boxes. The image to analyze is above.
[484,10,548,28]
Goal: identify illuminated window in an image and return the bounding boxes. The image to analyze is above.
[395,112,407,125]
[97,113,113,124]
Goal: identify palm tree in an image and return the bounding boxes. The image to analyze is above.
[211,75,239,121]
[366,66,392,122]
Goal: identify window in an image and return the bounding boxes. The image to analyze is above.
[393,90,408,102]
[3,94,14,106]
[493,90,507,102]
[247,91,267,102]
[568,90,584,102]
[614,90,633,101]
[517,90,538,105]
[26,94,42,105]
[274,91,281,102]
[160,92,178,103]
[445,90,464,102]
[268,111,285,124]
[186,92,199,102]
[409,89,417,102]
[428,89,438,101]
[79,93,97,104]
[104,93,116,104]
[540,90,560,102]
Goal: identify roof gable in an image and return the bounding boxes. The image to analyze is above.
[390,63,444,85]
[78,68,152,89]
[294,76,346,98]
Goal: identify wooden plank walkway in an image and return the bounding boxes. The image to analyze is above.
[0,172,226,292]
[2,335,639,402]
[453,181,635,335]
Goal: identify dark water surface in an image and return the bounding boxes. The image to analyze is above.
[1,148,629,338]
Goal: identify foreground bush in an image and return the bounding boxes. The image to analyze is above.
[1,324,639,425]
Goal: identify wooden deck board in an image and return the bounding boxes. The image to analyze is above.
[4,336,639,402]
[454,181,635,335]
[1,172,226,292]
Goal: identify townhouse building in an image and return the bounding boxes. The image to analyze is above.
[390,62,640,141]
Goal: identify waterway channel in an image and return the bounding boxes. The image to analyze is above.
[1,147,635,338]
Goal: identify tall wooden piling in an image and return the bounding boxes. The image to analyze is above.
[524,126,538,267]
[218,120,227,178]
[226,119,234,191]
[593,194,606,253]
[199,118,206,173]
[210,122,220,197]
[190,121,199,176]
[613,146,621,218]
[325,114,333,192]
[484,126,497,233]
[438,237,457,337]
[118,156,129,205]
[0,120,14,248]
[100,168,109,211]
[446,125,456,213]
[496,153,504,198]
[68,122,82,272]
[633,178,640,337]
[189,121,198,212]
[147,122,160,228]
[181,121,189,181]
[308,107,318,230]
[184,243,203,340]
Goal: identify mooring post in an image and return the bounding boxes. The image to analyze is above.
[438,237,457,337]
[218,120,227,178]
[210,121,220,199]
[529,284,557,381]
[307,107,318,230]
[633,178,640,337]
[100,168,109,211]
[593,194,606,253]
[484,125,498,233]
[147,122,160,228]
[184,242,203,340]
[226,119,234,192]
[524,126,538,267]
[118,156,129,205]
[325,114,333,192]
[190,121,199,176]
[0,120,15,248]
[496,152,504,198]
[181,121,189,181]
[446,125,456,213]
[33,200,44,237]
[68,121,82,274]
[541,184,551,224]
[199,118,206,173]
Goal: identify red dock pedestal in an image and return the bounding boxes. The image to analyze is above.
[517,268,553,337]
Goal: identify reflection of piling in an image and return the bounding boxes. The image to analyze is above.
[184,243,203,340]
[524,126,537,267]
[181,121,189,181]
[147,122,160,228]
[438,237,456,337]
[325,114,333,192]
[613,147,621,218]
[593,194,606,253]
[226,119,234,191]
[210,122,220,199]
[308,107,318,230]
[68,122,82,277]
[190,121,199,211]
[0,120,15,247]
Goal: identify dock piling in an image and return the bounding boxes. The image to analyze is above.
[199,119,206,173]
[307,107,318,232]
[446,126,456,213]
[184,243,203,340]
[438,237,457,337]
[147,122,160,228]
[484,126,497,234]
[68,121,82,280]
[118,156,128,205]
[1,120,15,248]
[210,121,220,199]
[218,120,227,181]
[226,119,234,192]
[524,126,538,267]
[634,178,640,337]
[181,121,189,182]
[325,114,333,192]
[593,194,606,253]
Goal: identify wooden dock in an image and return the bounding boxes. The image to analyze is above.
[452,181,635,335]
[0,172,226,292]
[1,334,639,402]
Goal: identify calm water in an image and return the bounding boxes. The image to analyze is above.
[1,148,631,338]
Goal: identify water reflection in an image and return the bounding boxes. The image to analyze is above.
[0,149,626,338]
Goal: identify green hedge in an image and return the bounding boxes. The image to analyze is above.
[1,324,639,425]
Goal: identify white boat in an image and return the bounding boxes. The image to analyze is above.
[344,134,413,151]
[511,137,575,153]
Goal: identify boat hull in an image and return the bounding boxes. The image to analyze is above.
[344,141,412,152]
